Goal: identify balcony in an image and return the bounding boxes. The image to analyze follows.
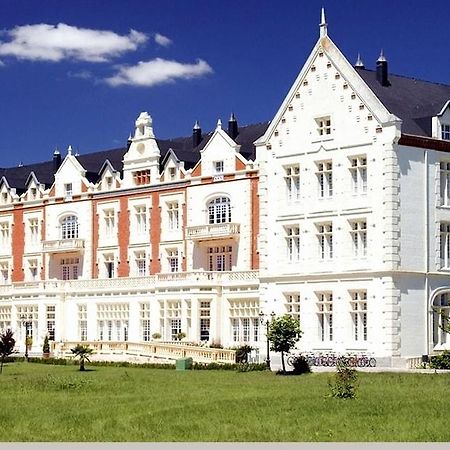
[42,238,85,253]
[186,223,240,241]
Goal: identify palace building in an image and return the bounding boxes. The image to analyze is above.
[1,11,450,367]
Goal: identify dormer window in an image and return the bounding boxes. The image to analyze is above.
[214,161,224,174]
[64,183,73,197]
[168,167,176,180]
[1,193,8,204]
[442,124,450,141]
[30,188,37,199]
[105,177,113,189]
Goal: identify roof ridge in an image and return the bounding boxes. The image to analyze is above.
[361,68,450,88]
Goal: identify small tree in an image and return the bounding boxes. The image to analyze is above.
[329,359,358,399]
[267,314,302,373]
[0,329,16,373]
[71,344,93,371]
[42,335,50,356]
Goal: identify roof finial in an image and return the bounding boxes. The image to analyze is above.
[377,49,386,62]
[229,112,236,122]
[216,118,222,130]
[320,7,327,38]
[53,147,60,155]
[355,53,365,69]
[67,145,73,156]
[193,120,201,130]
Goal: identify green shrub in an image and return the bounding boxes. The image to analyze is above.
[429,351,450,369]
[42,335,50,354]
[209,342,224,349]
[291,355,311,375]
[152,332,161,339]
[329,360,358,399]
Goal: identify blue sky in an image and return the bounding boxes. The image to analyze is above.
[0,0,449,167]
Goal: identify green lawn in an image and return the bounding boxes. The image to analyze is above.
[0,362,448,442]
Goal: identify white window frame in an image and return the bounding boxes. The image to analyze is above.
[284,165,300,202]
[316,116,332,136]
[285,226,300,262]
[350,156,367,194]
[167,202,180,231]
[442,124,450,141]
[316,161,333,198]
[317,292,333,342]
[135,206,148,236]
[61,215,78,240]
[440,222,450,269]
[350,220,367,257]
[208,197,231,224]
[317,223,333,260]
[350,291,367,342]
[440,162,450,206]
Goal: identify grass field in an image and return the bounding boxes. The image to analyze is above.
[0,362,449,442]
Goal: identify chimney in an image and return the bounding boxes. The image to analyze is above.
[193,121,202,148]
[376,50,390,87]
[228,113,239,140]
[53,149,62,173]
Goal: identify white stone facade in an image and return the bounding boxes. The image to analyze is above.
[1,13,450,367]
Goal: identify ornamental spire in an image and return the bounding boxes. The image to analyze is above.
[320,7,327,38]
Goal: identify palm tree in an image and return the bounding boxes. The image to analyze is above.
[0,329,16,374]
[71,344,93,371]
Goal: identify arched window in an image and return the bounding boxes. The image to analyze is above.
[433,293,450,347]
[61,215,79,240]
[208,197,231,224]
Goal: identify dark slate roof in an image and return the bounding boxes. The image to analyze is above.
[356,68,450,136]
[0,122,269,191]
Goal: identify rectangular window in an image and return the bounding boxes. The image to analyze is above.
[135,206,148,235]
[317,292,333,341]
[350,156,367,194]
[133,170,151,186]
[167,249,179,272]
[286,226,300,262]
[46,305,56,341]
[140,303,151,342]
[135,251,147,277]
[167,202,179,230]
[285,165,300,201]
[442,124,450,141]
[0,262,9,285]
[208,246,232,271]
[64,183,73,197]
[440,223,450,269]
[0,306,11,331]
[285,293,300,321]
[317,223,333,260]
[61,257,79,280]
[170,318,182,341]
[29,218,39,245]
[28,259,38,281]
[168,167,176,180]
[214,161,224,174]
[440,162,450,206]
[316,117,331,136]
[317,162,333,198]
[104,254,115,279]
[350,220,367,257]
[350,291,367,341]
[104,209,115,238]
[78,304,88,341]
[0,223,10,248]
[199,301,211,341]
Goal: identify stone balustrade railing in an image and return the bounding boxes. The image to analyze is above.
[56,340,236,364]
[42,238,85,253]
[0,270,259,297]
[186,223,240,240]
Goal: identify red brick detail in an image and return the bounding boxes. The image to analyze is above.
[191,163,201,177]
[81,183,88,193]
[224,174,235,181]
[182,198,187,271]
[250,176,260,270]
[92,201,99,278]
[12,207,24,282]
[49,186,55,197]
[117,197,130,277]
[150,192,161,274]
[235,157,246,171]
[180,172,185,179]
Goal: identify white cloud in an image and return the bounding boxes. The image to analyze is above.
[0,23,147,62]
[154,33,172,47]
[105,58,213,87]
[0,60,4,67]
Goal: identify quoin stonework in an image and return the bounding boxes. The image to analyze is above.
[1,10,450,367]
